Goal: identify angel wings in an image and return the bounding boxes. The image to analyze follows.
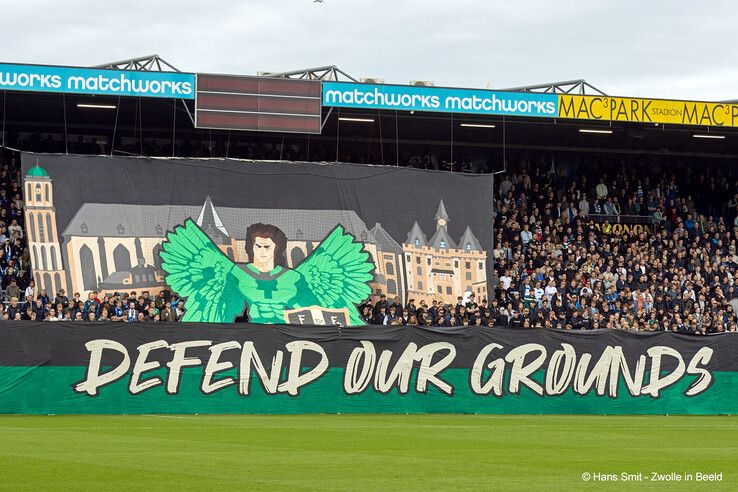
[160,219,374,325]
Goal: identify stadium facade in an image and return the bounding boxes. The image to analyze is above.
[6,54,738,302]
[3,56,738,167]
[3,56,738,418]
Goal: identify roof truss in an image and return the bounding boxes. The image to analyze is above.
[92,54,181,72]
[259,65,358,82]
[500,79,607,96]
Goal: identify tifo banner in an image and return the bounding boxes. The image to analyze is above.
[322,81,558,117]
[558,94,738,127]
[0,324,735,415]
[22,154,493,324]
[0,62,195,99]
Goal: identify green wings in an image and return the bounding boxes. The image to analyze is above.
[159,219,374,325]
[160,219,248,322]
[295,226,374,325]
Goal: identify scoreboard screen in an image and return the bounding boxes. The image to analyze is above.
[195,74,322,133]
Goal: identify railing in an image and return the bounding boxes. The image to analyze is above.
[588,214,656,225]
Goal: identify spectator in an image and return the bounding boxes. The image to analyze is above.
[54,289,69,307]
[374,305,387,325]
[6,297,22,319]
[578,194,590,218]
[24,280,35,302]
[110,301,125,322]
[175,301,186,319]
[7,219,22,238]
[596,179,608,200]
[160,303,177,322]
[125,302,138,322]
[5,278,20,301]
[154,291,169,313]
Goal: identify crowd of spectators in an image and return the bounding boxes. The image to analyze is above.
[0,149,30,305]
[358,293,495,327]
[490,157,738,333]
[2,143,738,332]
[330,155,725,333]
[356,156,738,333]
[4,289,186,322]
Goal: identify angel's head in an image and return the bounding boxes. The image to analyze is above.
[245,223,287,270]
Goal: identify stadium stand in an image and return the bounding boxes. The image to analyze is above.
[2,140,737,332]
[490,156,738,333]
[0,148,31,319]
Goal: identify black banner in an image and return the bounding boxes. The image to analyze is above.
[21,153,494,324]
[1,323,736,414]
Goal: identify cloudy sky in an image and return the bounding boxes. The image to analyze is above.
[1,0,735,100]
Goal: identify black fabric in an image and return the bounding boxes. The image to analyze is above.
[1,323,736,371]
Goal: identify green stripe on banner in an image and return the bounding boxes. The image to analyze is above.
[1,366,736,415]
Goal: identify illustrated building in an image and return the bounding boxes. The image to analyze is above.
[403,200,488,305]
[25,165,487,307]
[23,164,67,297]
[25,164,405,300]
[367,222,405,302]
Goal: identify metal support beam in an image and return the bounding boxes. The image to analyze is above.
[181,100,195,127]
[93,54,181,72]
[260,65,358,82]
[320,107,334,132]
[500,79,607,96]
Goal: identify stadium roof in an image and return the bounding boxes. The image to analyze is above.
[89,54,607,94]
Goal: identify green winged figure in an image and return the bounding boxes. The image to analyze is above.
[159,219,374,325]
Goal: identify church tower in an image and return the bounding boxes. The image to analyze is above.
[24,163,67,298]
[429,199,455,250]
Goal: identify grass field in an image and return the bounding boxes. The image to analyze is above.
[0,415,736,491]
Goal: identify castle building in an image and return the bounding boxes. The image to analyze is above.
[23,164,67,297]
[403,200,488,305]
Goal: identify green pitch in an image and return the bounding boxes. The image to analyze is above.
[0,415,735,491]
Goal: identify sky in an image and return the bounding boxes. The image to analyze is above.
[1,0,735,101]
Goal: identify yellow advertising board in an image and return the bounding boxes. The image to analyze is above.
[592,222,653,236]
[558,94,738,127]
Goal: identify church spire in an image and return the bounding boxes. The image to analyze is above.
[458,226,482,251]
[196,196,229,244]
[434,199,449,230]
[406,221,427,246]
